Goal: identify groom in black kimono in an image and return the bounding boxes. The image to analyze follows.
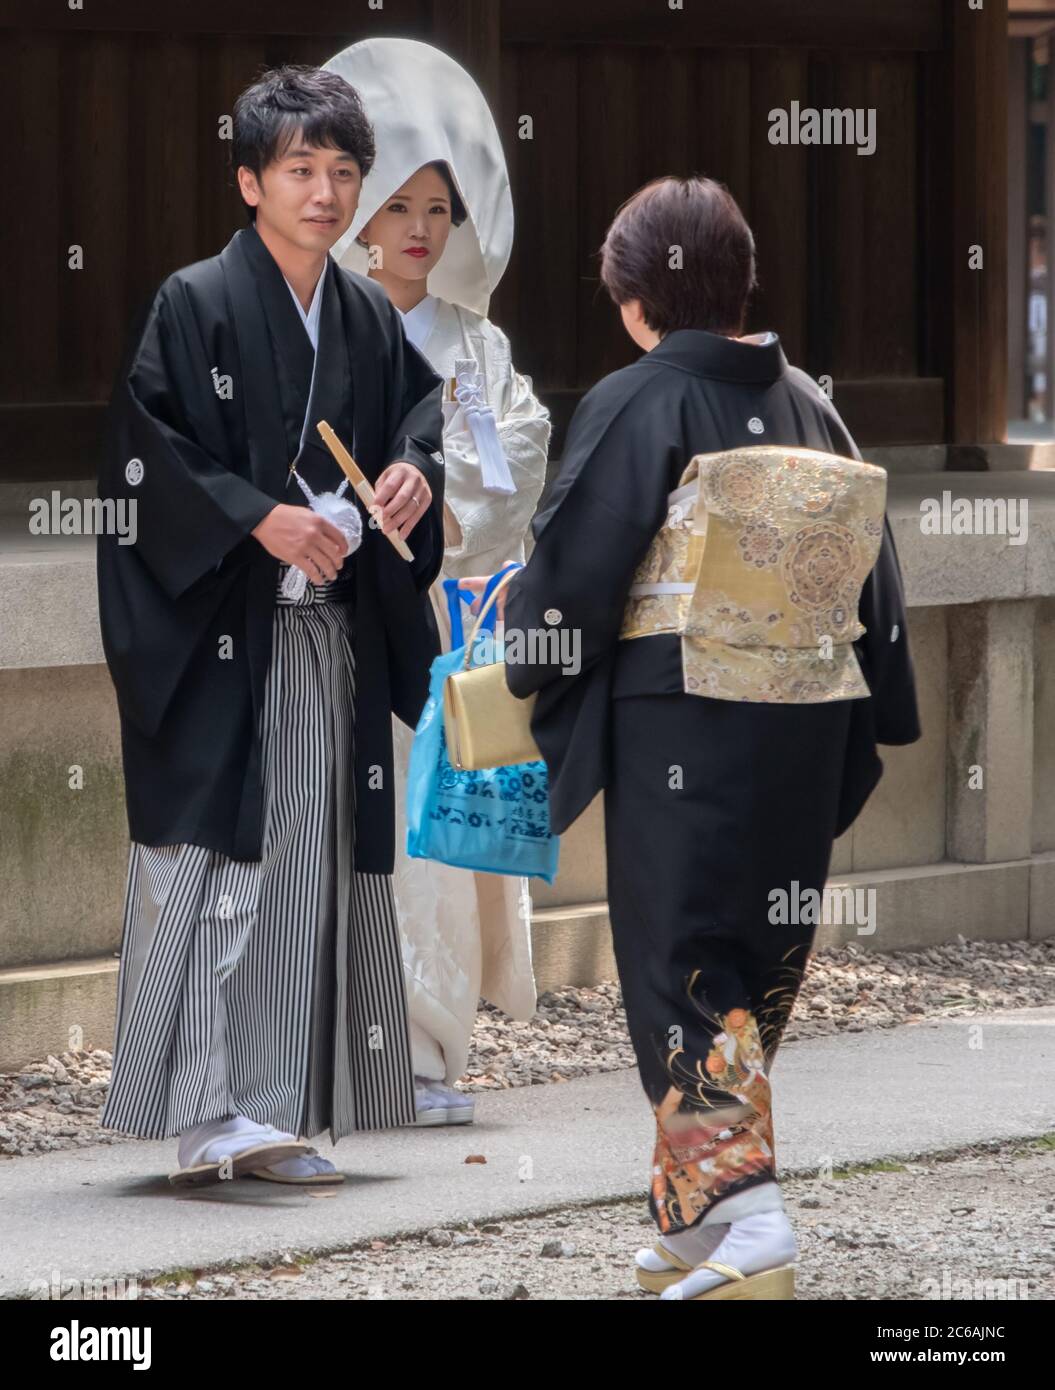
[97,65,445,1184]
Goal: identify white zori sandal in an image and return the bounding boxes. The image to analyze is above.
[636,1210,797,1300]
[168,1117,312,1187]
[671,1259,795,1301]
[247,1148,345,1185]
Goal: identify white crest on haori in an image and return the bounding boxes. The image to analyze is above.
[323,37,515,317]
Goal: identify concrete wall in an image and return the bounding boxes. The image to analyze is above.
[0,666,126,970]
[1033,598,1055,853]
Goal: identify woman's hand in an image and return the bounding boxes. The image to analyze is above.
[458,560,521,621]
[373,462,432,541]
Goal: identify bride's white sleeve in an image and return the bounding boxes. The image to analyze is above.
[440,322,551,574]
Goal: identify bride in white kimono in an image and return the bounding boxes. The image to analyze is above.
[325,38,550,1122]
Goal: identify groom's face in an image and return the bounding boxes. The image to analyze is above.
[241,129,362,252]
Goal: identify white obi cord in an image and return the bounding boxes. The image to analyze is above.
[453,356,516,495]
[627,479,698,597]
[628,582,694,596]
[279,471,363,601]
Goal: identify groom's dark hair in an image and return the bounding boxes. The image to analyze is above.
[600,175,757,336]
[232,64,376,223]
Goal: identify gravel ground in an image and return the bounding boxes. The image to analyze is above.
[2,937,1053,1158]
[463,936,1055,1092]
[122,1136,1054,1301]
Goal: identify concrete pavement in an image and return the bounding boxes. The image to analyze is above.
[0,1007,1052,1297]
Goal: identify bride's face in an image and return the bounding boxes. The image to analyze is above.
[358,164,454,283]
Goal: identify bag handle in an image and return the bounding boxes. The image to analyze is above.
[462,563,523,670]
[443,566,513,648]
[443,578,477,649]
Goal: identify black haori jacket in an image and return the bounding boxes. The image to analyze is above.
[504,329,921,839]
[97,222,445,869]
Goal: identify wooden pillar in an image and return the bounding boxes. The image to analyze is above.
[1006,36,1028,425]
[429,0,500,109]
[949,0,1009,445]
[1044,31,1055,424]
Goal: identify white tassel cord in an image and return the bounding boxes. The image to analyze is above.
[453,363,516,495]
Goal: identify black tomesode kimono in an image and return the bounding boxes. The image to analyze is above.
[97,224,445,1142]
[505,329,921,1235]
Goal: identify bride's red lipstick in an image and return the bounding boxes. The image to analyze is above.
[403,246,430,258]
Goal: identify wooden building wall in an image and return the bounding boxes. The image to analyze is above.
[0,0,1008,482]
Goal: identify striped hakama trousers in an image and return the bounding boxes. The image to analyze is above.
[100,565,416,1143]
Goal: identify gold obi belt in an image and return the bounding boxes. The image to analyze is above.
[618,446,888,704]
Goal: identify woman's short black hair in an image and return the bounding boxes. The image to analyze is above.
[232,64,375,222]
[599,175,757,336]
[427,161,469,228]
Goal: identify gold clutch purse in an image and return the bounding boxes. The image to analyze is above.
[443,569,541,771]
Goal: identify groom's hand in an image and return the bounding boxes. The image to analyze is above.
[252,503,345,582]
[374,462,432,541]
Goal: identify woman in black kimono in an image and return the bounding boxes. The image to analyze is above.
[491,176,920,1298]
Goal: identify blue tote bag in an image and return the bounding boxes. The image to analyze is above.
[405,563,560,884]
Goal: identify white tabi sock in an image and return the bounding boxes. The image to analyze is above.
[637,1178,786,1273]
[177,1115,297,1170]
[658,1210,797,1300]
[257,1154,340,1179]
[635,1220,730,1273]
